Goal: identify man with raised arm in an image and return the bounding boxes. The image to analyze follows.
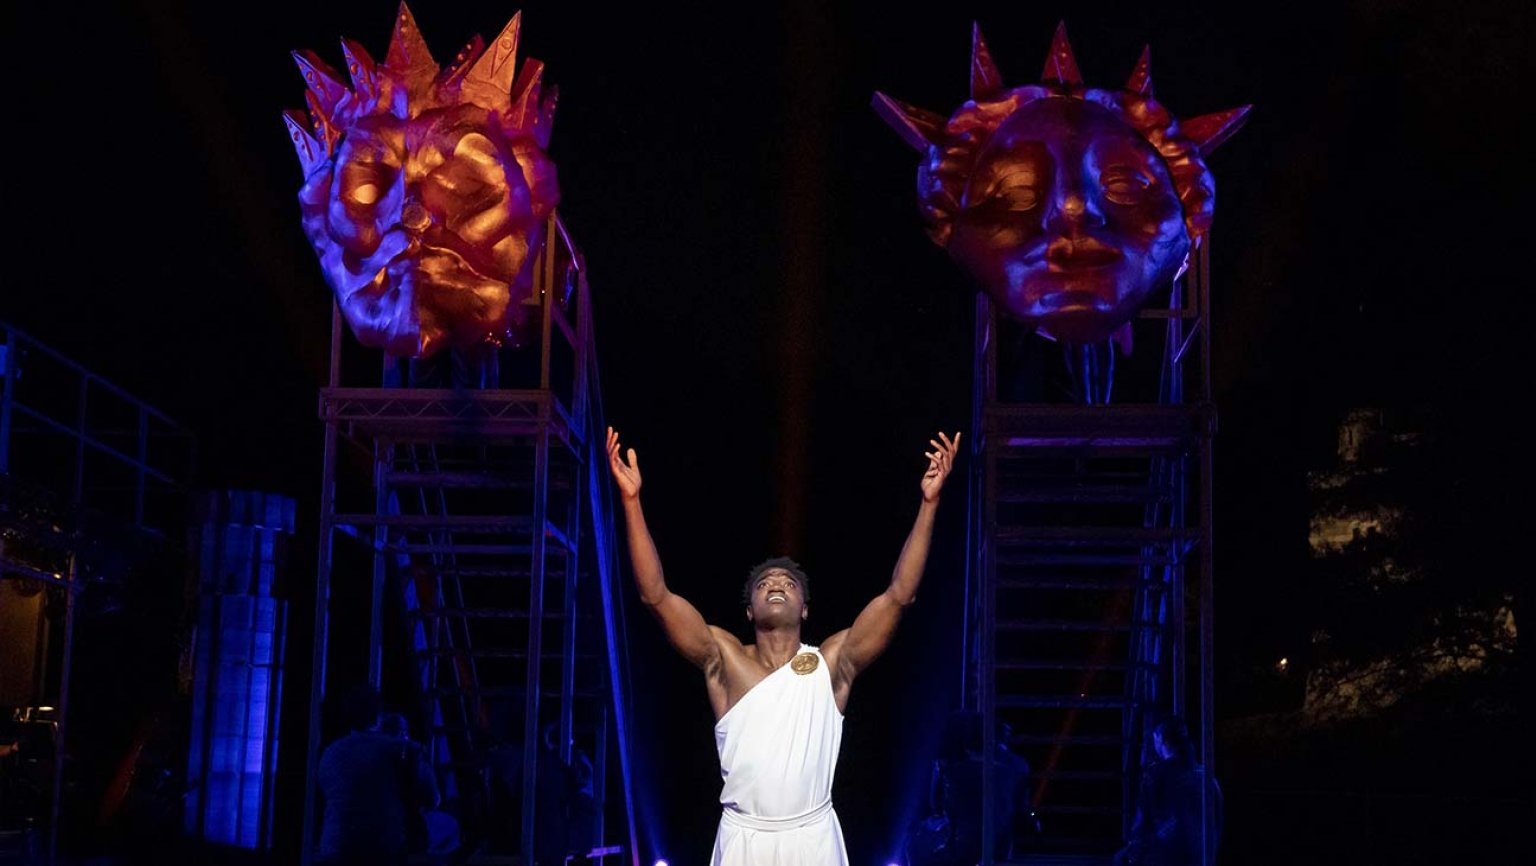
[606,427,961,865]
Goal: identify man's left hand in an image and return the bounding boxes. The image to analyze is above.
[921,431,962,502]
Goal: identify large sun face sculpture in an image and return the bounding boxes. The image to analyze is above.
[284,4,559,358]
[875,23,1249,345]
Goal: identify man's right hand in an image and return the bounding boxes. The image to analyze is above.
[607,426,723,680]
[606,427,642,499]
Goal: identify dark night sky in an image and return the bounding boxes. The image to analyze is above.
[2,0,1527,862]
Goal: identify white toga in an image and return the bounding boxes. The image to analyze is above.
[710,644,848,865]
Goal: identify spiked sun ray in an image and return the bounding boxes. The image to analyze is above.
[533,85,558,149]
[871,92,947,152]
[971,23,1004,100]
[1040,22,1083,85]
[292,50,347,116]
[284,6,558,175]
[283,110,325,178]
[340,37,377,97]
[872,20,1251,243]
[1181,105,1252,154]
[385,2,436,77]
[440,35,488,94]
[461,11,522,109]
[302,90,340,151]
[1126,46,1153,97]
[508,58,547,130]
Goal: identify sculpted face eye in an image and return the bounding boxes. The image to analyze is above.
[1099,167,1152,205]
[987,171,1042,213]
[452,132,500,165]
[339,157,395,210]
[423,131,509,219]
[964,146,1049,225]
[436,173,492,200]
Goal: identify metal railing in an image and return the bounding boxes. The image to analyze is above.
[1,321,195,534]
[1,319,195,866]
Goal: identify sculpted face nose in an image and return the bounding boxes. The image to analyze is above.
[1045,180,1105,236]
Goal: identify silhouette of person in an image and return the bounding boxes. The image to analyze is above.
[315,686,437,866]
[922,710,1032,865]
[485,720,578,864]
[1116,717,1223,866]
[376,712,459,858]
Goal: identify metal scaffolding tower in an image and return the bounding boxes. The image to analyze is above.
[966,247,1218,865]
[0,321,195,865]
[300,215,638,866]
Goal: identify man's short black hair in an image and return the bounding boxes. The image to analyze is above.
[743,556,810,604]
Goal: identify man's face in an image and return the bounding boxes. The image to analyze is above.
[297,104,556,357]
[947,98,1190,343]
[746,568,807,627]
